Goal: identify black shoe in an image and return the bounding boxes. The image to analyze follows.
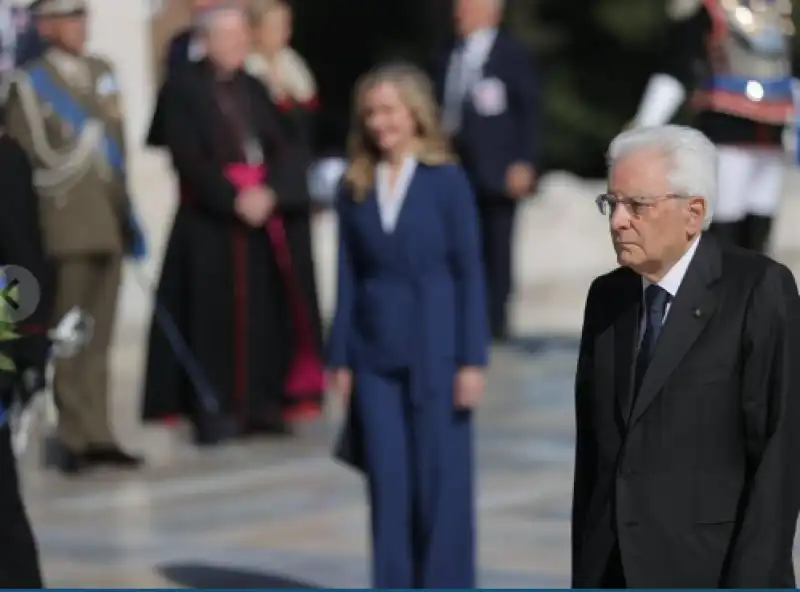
[192,413,239,446]
[84,446,144,468]
[245,415,292,437]
[57,448,88,476]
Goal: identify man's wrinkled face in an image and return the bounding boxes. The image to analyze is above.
[607,149,705,274]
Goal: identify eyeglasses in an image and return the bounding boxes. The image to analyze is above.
[595,193,683,218]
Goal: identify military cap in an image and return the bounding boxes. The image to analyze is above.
[30,0,87,17]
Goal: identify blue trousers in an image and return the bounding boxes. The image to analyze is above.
[354,368,475,588]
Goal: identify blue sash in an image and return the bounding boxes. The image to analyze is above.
[25,65,125,175]
[25,64,149,258]
[700,75,794,102]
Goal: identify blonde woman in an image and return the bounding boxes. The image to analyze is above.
[327,62,488,589]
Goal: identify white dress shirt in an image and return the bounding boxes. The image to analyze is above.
[375,156,417,233]
[188,37,205,62]
[640,236,701,343]
[442,27,498,133]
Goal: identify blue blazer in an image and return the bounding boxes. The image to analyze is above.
[327,162,489,377]
[434,31,540,197]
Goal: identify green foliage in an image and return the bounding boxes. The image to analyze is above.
[505,0,669,176]
[592,0,666,47]
[0,272,19,373]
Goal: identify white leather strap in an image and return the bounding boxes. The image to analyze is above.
[12,71,105,194]
[632,73,687,128]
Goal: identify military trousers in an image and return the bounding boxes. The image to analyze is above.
[52,254,121,452]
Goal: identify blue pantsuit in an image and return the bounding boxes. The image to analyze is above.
[327,162,489,588]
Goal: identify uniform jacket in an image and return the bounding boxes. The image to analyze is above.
[5,48,131,256]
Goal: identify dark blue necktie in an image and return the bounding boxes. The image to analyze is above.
[633,284,671,399]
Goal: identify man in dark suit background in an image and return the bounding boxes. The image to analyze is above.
[434,0,538,341]
[572,124,800,588]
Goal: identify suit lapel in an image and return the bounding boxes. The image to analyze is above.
[368,165,420,237]
[612,269,641,427]
[628,236,722,428]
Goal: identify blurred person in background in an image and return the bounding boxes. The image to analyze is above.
[5,0,146,475]
[141,2,305,443]
[328,62,488,589]
[14,0,49,66]
[245,0,324,419]
[434,0,539,342]
[630,0,796,253]
[147,0,222,148]
[573,125,800,588]
[0,75,56,590]
[162,0,219,79]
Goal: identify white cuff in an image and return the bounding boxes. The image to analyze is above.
[633,74,686,128]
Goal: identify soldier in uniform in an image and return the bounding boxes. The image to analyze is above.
[631,0,796,252]
[4,0,146,474]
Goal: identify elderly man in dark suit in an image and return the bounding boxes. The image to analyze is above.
[434,0,539,341]
[572,124,800,589]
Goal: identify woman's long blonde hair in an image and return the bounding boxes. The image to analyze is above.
[344,62,455,200]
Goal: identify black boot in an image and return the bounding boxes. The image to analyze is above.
[192,412,238,446]
[742,214,774,253]
[708,221,744,248]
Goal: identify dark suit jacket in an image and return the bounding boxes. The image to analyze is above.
[433,30,539,199]
[326,163,487,371]
[328,164,489,470]
[572,235,800,588]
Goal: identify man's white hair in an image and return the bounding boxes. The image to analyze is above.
[607,124,718,230]
[195,0,245,32]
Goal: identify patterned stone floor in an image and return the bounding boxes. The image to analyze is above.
[19,337,579,589]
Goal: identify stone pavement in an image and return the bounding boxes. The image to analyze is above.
[22,339,577,588]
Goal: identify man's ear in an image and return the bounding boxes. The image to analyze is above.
[686,196,706,233]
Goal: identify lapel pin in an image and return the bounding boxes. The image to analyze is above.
[692,308,702,318]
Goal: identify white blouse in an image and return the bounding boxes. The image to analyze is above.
[375,156,417,233]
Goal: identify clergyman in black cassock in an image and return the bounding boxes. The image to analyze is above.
[572,125,800,589]
[140,46,308,443]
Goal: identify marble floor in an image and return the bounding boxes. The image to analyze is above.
[19,337,578,589]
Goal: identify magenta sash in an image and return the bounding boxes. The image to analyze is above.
[224,163,324,419]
